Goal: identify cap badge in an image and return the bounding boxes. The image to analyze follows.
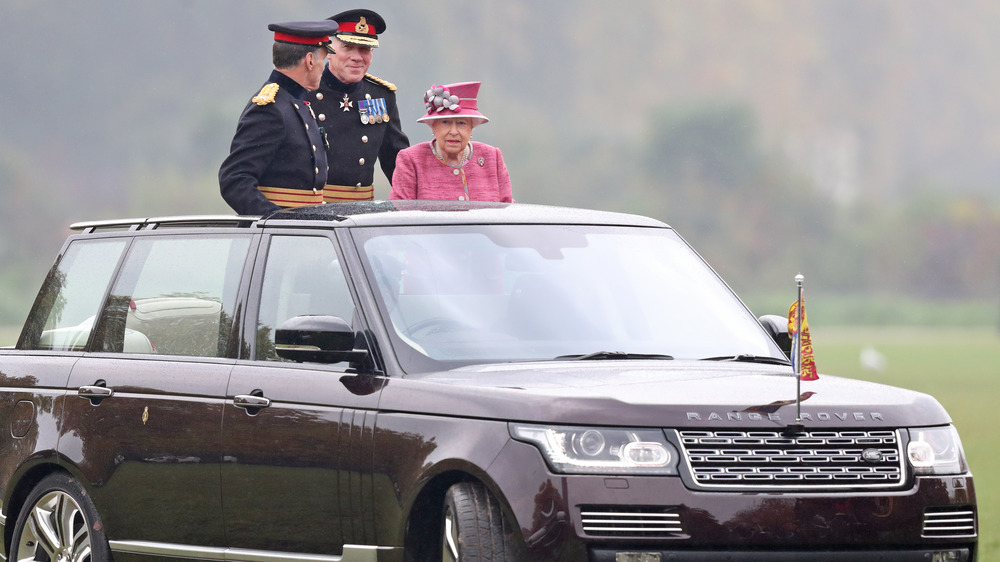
[252,83,279,106]
[355,17,369,34]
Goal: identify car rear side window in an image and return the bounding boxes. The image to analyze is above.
[92,234,251,357]
[19,238,128,351]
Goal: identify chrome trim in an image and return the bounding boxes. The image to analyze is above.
[677,429,906,490]
[69,217,148,231]
[70,215,260,232]
[922,508,978,539]
[580,507,684,537]
[108,541,398,561]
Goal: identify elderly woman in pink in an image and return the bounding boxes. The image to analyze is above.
[389,82,513,202]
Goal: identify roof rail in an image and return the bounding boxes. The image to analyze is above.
[70,215,261,233]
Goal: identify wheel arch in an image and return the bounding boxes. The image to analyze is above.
[402,468,523,561]
[2,461,73,556]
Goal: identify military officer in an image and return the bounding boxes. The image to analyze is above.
[309,9,410,202]
[219,21,336,216]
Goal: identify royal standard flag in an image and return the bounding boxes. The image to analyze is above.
[788,300,819,381]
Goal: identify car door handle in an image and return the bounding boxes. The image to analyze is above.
[78,385,114,399]
[233,394,272,410]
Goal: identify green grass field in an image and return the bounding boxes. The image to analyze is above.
[815,327,997,559]
[1,325,994,555]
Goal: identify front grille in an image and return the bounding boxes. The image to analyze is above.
[579,505,685,538]
[922,506,977,538]
[678,429,904,490]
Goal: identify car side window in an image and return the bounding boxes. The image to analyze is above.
[93,235,251,357]
[255,235,354,362]
[19,239,128,351]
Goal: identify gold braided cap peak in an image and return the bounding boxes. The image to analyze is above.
[364,73,397,91]
[252,83,280,106]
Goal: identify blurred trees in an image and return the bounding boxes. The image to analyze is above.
[1,0,999,328]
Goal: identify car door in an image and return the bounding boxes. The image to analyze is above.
[221,232,385,555]
[3,236,129,504]
[60,232,252,550]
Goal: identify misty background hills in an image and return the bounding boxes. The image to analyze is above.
[2,0,998,327]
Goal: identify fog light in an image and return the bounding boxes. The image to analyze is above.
[931,550,964,562]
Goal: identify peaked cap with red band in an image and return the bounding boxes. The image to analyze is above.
[327,9,386,48]
[267,21,338,47]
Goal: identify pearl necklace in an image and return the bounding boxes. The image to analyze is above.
[432,140,472,169]
[431,140,473,196]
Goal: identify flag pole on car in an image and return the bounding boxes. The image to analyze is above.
[785,273,819,434]
[794,274,804,423]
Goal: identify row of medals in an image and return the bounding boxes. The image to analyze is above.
[357,95,390,125]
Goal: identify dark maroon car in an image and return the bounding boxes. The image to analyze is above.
[0,202,977,561]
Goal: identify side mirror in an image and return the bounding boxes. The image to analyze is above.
[275,315,369,364]
[758,314,791,358]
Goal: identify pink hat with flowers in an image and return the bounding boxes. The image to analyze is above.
[417,82,489,125]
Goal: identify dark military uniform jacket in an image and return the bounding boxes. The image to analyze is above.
[309,69,410,200]
[219,70,329,216]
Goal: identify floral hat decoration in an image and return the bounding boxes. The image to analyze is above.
[417,81,489,125]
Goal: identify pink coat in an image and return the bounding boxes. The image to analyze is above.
[389,141,513,202]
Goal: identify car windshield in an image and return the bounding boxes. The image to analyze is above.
[355,224,785,371]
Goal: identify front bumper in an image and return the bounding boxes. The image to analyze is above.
[489,441,977,561]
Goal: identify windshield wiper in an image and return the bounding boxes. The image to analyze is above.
[555,351,674,361]
[700,354,791,366]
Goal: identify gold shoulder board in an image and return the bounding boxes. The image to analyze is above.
[252,83,280,106]
[364,73,397,92]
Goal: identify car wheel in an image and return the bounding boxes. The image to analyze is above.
[11,473,112,562]
[441,481,518,562]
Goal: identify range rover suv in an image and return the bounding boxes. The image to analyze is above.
[0,201,977,561]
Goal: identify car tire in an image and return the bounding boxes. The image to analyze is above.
[441,481,518,562]
[10,472,112,562]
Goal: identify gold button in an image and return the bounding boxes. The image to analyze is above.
[319,114,326,122]
[312,145,316,152]
[316,93,324,100]
[305,123,310,130]
[315,167,320,175]
[453,169,460,175]
[362,135,369,143]
[357,183,362,187]
[365,94,372,100]
[359,158,365,165]
[294,103,300,109]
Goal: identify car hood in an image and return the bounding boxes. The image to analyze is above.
[378,361,950,428]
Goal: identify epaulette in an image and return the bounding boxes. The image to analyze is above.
[364,73,397,92]
[252,83,279,106]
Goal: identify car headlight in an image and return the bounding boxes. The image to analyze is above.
[510,423,679,475]
[907,425,968,475]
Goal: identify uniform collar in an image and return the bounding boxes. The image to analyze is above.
[320,67,361,94]
[268,69,310,100]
